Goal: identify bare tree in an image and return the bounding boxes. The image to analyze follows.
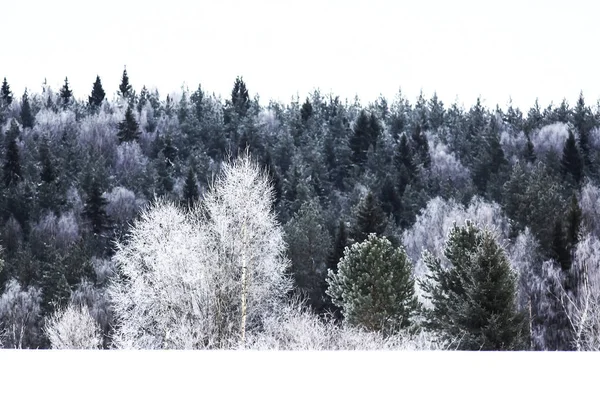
[45,304,103,349]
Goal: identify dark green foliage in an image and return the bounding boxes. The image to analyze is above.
[327,233,418,333]
[428,92,445,131]
[230,76,250,117]
[59,77,73,107]
[524,136,536,163]
[565,194,582,249]
[327,220,348,274]
[118,67,132,99]
[117,106,141,143]
[182,164,199,207]
[89,75,106,108]
[300,97,313,123]
[351,191,387,243]
[83,180,109,235]
[551,219,571,271]
[190,84,204,121]
[394,134,417,194]
[1,77,13,105]
[137,85,149,113]
[4,122,22,188]
[421,221,529,350]
[561,130,583,185]
[20,89,34,129]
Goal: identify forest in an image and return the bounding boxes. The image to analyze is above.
[0,69,599,351]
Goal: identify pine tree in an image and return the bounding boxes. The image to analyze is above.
[561,130,583,185]
[3,121,22,188]
[551,219,571,271]
[88,75,105,108]
[572,92,592,170]
[38,137,60,211]
[327,233,418,333]
[231,76,250,116]
[349,110,372,166]
[20,89,34,129]
[421,221,528,350]
[428,92,445,131]
[1,77,13,105]
[190,84,204,121]
[117,106,141,143]
[59,77,73,107]
[300,97,313,123]
[182,164,199,207]
[83,180,109,235]
[524,136,536,163]
[352,191,387,243]
[118,67,132,99]
[394,134,417,194]
[137,85,149,113]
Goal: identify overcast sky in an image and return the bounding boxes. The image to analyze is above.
[3,0,599,111]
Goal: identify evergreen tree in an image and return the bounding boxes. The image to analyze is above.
[231,76,250,117]
[59,77,73,107]
[524,136,536,163]
[117,106,141,143]
[1,77,12,105]
[118,67,132,99]
[190,84,204,121]
[565,193,582,249]
[327,220,348,274]
[88,75,105,108]
[300,97,313,123]
[351,191,387,243]
[327,233,418,333]
[137,85,149,113]
[428,92,445,131]
[551,219,571,271]
[20,89,34,129]
[83,180,109,235]
[3,121,21,188]
[421,221,528,350]
[349,110,372,166]
[561,130,583,185]
[572,92,592,170]
[38,137,60,211]
[394,134,417,194]
[182,164,199,207]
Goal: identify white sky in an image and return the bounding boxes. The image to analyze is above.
[3,0,600,111]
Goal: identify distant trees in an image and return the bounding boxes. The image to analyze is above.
[1,78,13,105]
[118,67,132,99]
[20,89,34,128]
[59,77,73,107]
[421,221,528,350]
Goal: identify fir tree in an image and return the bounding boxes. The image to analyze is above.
[524,136,536,163]
[327,233,418,333]
[300,97,313,123]
[1,77,12,105]
[88,75,105,109]
[349,110,372,166]
[118,67,132,99]
[182,164,199,207]
[231,76,250,116]
[190,84,204,121]
[561,130,583,185]
[117,106,141,143]
[428,92,445,131]
[327,220,348,274]
[551,219,571,271]
[137,85,149,113]
[83,180,109,235]
[565,193,582,249]
[59,77,73,107]
[572,92,592,171]
[20,89,34,129]
[3,121,22,188]
[394,134,417,194]
[352,191,387,243]
[421,221,528,350]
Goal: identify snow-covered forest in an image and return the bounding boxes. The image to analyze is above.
[1,70,600,350]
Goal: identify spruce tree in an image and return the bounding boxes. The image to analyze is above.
[3,121,22,188]
[88,75,106,109]
[83,180,109,235]
[565,193,582,249]
[137,85,149,113]
[20,89,34,129]
[551,219,571,272]
[1,77,12,105]
[561,130,583,185]
[38,137,59,211]
[231,76,250,116]
[327,233,418,333]
[524,136,536,163]
[117,106,141,143]
[182,165,199,207]
[394,134,417,194]
[572,92,592,169]
[351,191,387,243]
[421,221,528,350]
[300,97,313,123]
[59,77,73,107]
[118,67,132,99]
[349,110,372,166]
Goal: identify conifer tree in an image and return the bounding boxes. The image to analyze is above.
[3,121,22,188]
[421,221,528,350]
[137,85,149,113]
[38,137,60,211]
[327,220,348,274]
[572,92,592,169]
[349,110,372,166]
[565,193,582,249]
[327,233,418,333]
[551,219,571,271]
[190,84,204,121]
[118,67,132,99]
[117,106,141,143]
[1,77,12,105]
[88,75,105,109]
[351,191,387,243]
[20,89,34,129]
[561,130,583,185]
[394,134,417,194]
[231,76,250,117]
[83,180,109,235]
[524,136,536,163]
[428,92,445,131]
[300,97,313,123]
[59,77,73,107]
[182,164,199,207]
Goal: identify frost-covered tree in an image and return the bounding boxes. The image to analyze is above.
[45,304,103,349]
[351,191,387,243]
[59,77,73,108]
[118,67,132,99]
[0,279,43,349]
[327,233,418,333]
[117,105,141,143]
[20,89,34,129]
[3,121,22,188]
[421,221,528,350]
[1,77,13,105]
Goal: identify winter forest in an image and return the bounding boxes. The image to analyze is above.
[1,69,600,351]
